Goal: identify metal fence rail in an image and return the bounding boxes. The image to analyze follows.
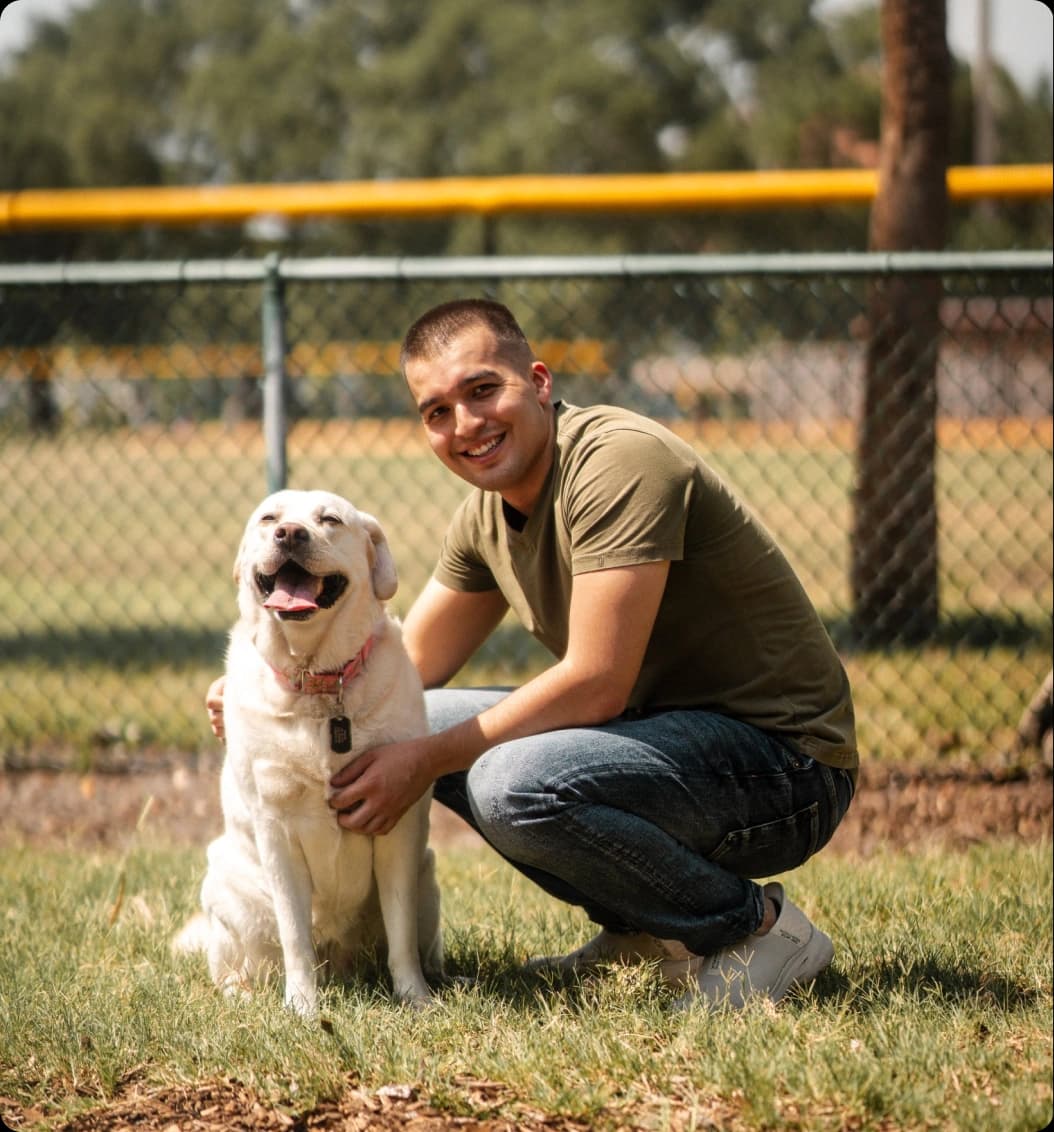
[3,166,1050,233]
[1,252,1050,769]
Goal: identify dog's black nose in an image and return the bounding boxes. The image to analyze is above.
[274,522,309,545]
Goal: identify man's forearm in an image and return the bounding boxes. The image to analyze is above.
[417,563,667,778]
[427,660,624,778]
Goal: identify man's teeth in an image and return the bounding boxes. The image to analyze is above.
[467,436,502,457]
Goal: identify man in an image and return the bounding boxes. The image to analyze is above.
[208,297,858,1010]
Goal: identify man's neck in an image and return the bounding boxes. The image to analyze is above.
[502,499,529,531]
[497,402,558,518]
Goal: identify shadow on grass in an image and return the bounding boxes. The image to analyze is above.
[416,949,1048,1016]
[828,611,1051,653]
[813,955,1044,1012]
[4,612,1048,674]
[172,942,1045,1026]
[2,621,544,672]
[1,625,228,669]
[313,949,580,1016]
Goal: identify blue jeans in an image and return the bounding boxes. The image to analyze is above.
[427,687,855,954]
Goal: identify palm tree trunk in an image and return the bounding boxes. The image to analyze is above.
[851,0,949,645]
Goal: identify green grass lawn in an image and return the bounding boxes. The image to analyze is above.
[1,838,1050,1131]
[2,423,1050,768]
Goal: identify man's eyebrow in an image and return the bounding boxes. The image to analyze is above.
[416,370,501,415]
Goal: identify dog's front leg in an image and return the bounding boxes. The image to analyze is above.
[373,815,433,1005]
[256,820,319,1017]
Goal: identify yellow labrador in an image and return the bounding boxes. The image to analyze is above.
[175,490,442,1015]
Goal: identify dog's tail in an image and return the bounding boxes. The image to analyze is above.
[171,911,210,956]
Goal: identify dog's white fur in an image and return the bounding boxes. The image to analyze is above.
[175,490,442,1015]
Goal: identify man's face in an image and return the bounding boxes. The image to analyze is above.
[404,325,555,514]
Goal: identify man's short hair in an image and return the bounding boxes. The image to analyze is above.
[400,298,533,373]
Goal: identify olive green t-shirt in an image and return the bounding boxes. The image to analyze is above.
[433,402,858,771]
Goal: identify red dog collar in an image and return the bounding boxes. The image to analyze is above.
[269,633,376,694]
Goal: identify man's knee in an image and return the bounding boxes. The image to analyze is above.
[424,687,510,734]
[464,746,557,857]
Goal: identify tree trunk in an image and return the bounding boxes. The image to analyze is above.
[26,349,59,435]
[851,0,949,646]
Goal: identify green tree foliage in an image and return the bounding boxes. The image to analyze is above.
[0,0,1049,259]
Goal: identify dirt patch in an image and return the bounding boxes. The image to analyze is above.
[0,759,1049,856]
[0,762,487,853]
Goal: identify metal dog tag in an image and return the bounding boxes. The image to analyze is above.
[329,715,352,754]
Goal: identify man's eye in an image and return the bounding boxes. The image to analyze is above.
[425,406,448,423]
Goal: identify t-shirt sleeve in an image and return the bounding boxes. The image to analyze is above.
[432,496,500,593]
[563,426,692,574]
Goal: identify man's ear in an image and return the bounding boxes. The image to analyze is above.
[359,511,399,600]
[531,360,554,404]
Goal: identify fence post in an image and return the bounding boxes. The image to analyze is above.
[261,252,288,492]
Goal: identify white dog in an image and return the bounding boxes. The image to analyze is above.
[175,490,442,1015]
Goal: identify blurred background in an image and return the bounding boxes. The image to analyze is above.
[0,0,1051,771]
[1,0,1050,259]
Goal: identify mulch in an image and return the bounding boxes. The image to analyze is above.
[36,1077,600,1132]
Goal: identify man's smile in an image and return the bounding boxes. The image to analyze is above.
[463,434,506,460]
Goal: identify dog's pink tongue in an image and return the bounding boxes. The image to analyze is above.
[264,573,320,613]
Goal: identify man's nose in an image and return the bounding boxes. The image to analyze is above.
[453,401,483,434]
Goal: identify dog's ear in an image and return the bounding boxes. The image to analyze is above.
[232,501,266,587]
[231,519,254,586]
[232,540,246,586]
[359,511,398,600]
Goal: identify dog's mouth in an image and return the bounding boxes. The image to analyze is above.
[256,562,348,621]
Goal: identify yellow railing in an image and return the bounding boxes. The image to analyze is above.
[1,166,1050,232]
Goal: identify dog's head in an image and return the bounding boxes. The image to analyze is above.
[234,490,397,624]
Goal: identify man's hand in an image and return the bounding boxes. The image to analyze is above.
[329,737,437,836]
[206,676,226,740]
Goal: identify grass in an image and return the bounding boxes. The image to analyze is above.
[0,837,1050,1130]
[2,420,1051,768]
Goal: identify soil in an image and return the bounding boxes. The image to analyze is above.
[1,756,1050,856]
[2,756,1050,1132]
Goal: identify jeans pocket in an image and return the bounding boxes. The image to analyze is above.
[709,801,821,878]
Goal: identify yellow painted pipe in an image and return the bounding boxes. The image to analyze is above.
[945,163,1053,200]
[0,166,1049,232]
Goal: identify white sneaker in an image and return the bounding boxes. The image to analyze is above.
[675,883,834,1011]
[526,928,701,989]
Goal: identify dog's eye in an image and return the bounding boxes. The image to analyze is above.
[320,514,343,526]
[259,514,277,524]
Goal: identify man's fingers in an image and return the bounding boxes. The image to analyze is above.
[330,751,373,789]
[336,802,370,830]
[205,676,226,739]
[207,704,225,739]
[329,784,360,811]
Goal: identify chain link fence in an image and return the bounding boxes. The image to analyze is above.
[1,252,1050,770]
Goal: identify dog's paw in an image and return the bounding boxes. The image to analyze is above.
[170,912,210,956]
[399,992,435,1013]
[391,973,435,1009]
[284,985,320,1019]
[219,974,254,1002]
